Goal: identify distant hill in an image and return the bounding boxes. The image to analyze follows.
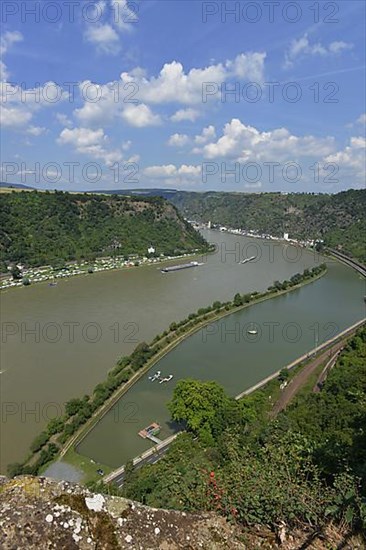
[0,190,208,269]
[0,182,35,190]
[91,188,366,263]
[168,189,365,263]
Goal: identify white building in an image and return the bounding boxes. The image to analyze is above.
[283,233,289,241]
[148,245,155,254]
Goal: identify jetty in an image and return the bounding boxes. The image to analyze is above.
[138,422,162,445]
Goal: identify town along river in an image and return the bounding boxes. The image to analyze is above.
[1,230,365,472]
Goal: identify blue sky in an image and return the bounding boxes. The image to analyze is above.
[1,0,365,192]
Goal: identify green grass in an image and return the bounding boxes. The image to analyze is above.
[61,447,113,485]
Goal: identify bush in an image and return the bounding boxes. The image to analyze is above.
[30,431,49,453]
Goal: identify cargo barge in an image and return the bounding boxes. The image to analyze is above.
[161,261,201,273]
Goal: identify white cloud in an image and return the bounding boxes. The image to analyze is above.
[167,133,189,147]
[196,118,335,162]
[83,0,137,55]
[194,125,216,145]
[0,31,23,81]
[56,113,73,127]
[324,137,366,182]
[328,41,353,54]
[73,52,266,130]
[143,165,177,178]
[1,81,68,132]
[27,126,46,136]
[170,108,200,122]
[121,103,162,127]
[120,52,266,105]
[284,33,353,68]
[1,106,32,127]
[58,127,106,148]
[356,113,366,125]
[112,0,138,30]
[122,140,132,150]
[84,24,120,54]
[227,52,267,82]
[143,164,202,181]
[58,126,124,166]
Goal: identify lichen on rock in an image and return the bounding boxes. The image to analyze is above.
[0,475,244,549]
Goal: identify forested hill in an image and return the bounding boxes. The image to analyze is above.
[0,191,208,269]
[167,189,366,262]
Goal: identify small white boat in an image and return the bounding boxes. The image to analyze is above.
[241,256,257,264]
[149,370,161,382]
[159,374,173,384]
[247,323,258,335]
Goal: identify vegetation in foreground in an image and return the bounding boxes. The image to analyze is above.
[118,327,366,536]
[0,190,208,270]
[7,265,326,479]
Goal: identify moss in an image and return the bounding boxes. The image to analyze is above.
[93,511,119,549]
[4,477,42,499]
[54,493,119,548]
[106,499,131,517]
[54,493,88,516]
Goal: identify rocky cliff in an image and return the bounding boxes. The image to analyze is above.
[0,476,363,549]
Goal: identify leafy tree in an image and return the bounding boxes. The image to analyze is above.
[278,368,290,382]
[168,379,230,440]
[65,397,85,418]
[30,431,49,453]
[233,293,243,307]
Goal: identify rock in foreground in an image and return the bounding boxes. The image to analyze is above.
[0,476,243,549]
[0,476,363,549]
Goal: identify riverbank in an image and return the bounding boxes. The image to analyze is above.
[39,266,328,481]
[0,248,212,292]
[8,265,327,479]
[103,317,365,487]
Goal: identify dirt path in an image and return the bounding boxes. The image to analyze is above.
[270,343,344,418]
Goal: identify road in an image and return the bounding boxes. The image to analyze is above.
[105,434,177,487]
[328,249,366,278]
[105,318,365,487]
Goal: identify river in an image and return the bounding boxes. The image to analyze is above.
[1,231,365,472]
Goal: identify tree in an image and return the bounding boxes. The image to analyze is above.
[30,431,49,453]
[168,379,230,439]
[65,397,85,417]
[278,368,290,383]
[233,293,243,307]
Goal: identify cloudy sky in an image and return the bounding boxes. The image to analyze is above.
[1,0,365,192]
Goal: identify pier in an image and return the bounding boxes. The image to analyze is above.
[138,423,163,445]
